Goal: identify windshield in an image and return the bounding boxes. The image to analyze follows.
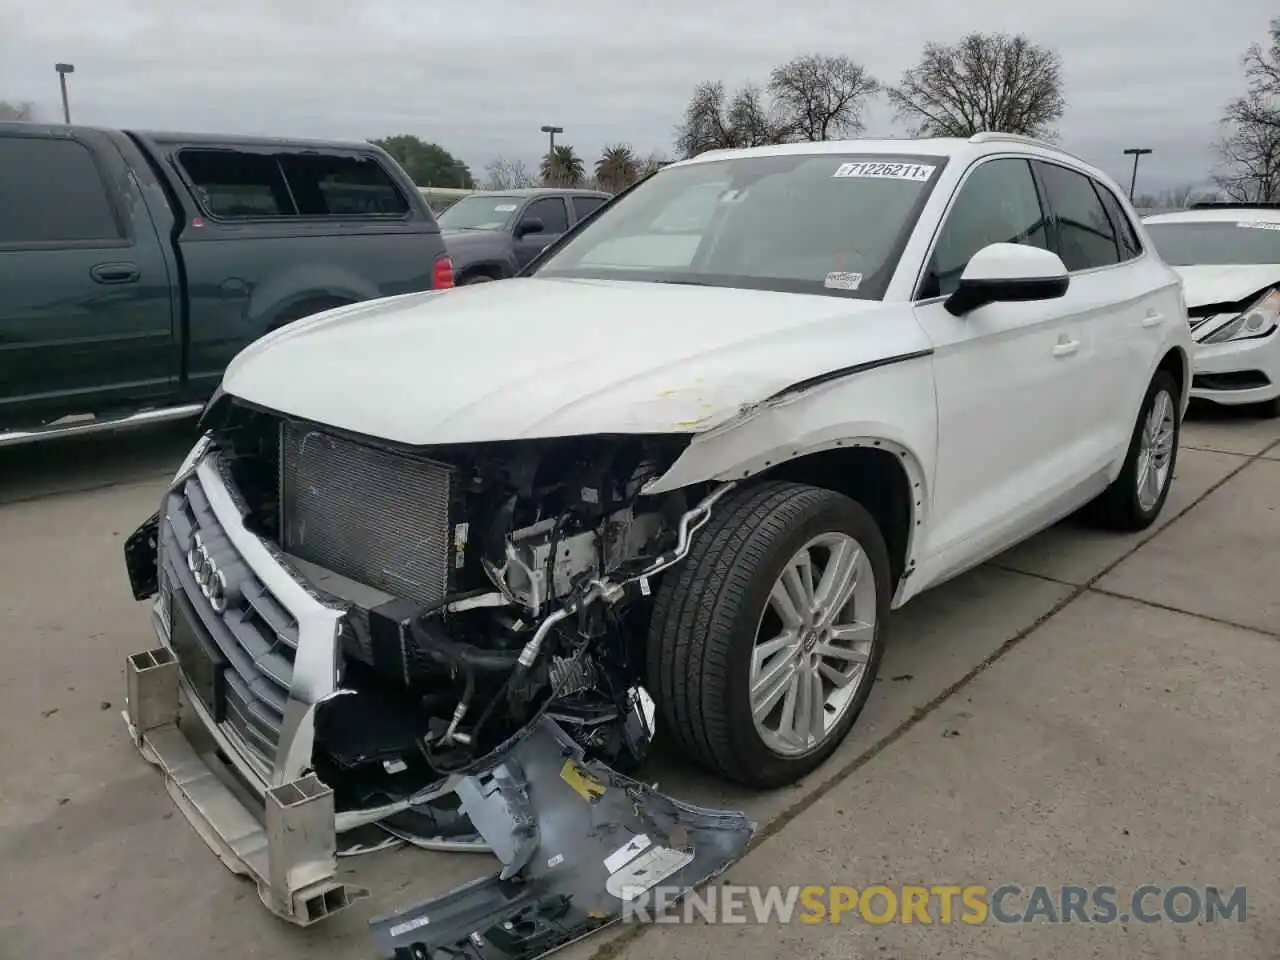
[437,195,521,231]
[1145,220,1280,265]
[532,153,946,299]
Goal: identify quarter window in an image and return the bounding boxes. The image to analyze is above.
[1096,185,1143,261]
[0,136,122,244]
[1035,161,1121,271]
[922,158,1049,298]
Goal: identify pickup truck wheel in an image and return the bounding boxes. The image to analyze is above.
[1083,369,1181,531]
[646,481,889,788]
[459,274,494,285]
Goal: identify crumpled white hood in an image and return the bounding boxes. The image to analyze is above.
[1173,264,1280,309]
[222,277,922,445]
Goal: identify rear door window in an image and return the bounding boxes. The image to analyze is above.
[572,195,607,221]
[0,136,123,244]
[178,148,409,219]
[1034,161,1122,271]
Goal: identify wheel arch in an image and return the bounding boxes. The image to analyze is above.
[456,260,508,283]
[648,432,930,603]
[1157,345,1190,414]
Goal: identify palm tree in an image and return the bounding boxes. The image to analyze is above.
[595,144,640,194]
[541,145,586,187]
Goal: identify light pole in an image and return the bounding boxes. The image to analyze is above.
[1123,147,1152,202]
[55,63,75,124]
[540,124,563,157]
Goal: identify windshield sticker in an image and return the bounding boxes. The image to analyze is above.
[833,161,936,182]
[1236,220,1280,230]
[717,188,748,203]
[494,204,518,212]
[824,271,863,290]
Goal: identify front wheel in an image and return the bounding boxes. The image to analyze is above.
[1083,369,1181,530]
[646,482,890,788]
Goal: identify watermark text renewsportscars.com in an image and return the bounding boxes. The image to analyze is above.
[620,884,1247,926]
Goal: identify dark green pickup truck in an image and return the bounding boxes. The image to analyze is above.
[0,123,454,445]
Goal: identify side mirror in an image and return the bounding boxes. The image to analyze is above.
[944,243,1070,317]
[515,217,545,239]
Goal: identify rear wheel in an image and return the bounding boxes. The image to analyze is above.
[646,482,890,788]
[1084,369,1180,531]
[459,273,495,285]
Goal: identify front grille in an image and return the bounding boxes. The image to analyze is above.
[159,471,297,776]
[278,422,454,607]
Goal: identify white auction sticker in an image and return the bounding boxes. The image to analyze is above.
[604,833,652,874]
[494,203,518,211]
[833,161,936,182]
[824,271,863,291]
[1237,220,1280,230]
[388,915,430,938]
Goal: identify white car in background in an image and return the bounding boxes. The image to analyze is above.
[122,132,1193,930]
[1144,205,1280,417]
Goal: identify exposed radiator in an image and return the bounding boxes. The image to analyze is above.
[279,422,455,608]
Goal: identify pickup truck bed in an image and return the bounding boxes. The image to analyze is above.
[0,124,452,444]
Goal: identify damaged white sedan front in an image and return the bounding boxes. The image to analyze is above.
[122,134,1191,957]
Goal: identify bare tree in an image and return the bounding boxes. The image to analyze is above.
[1133,184,1207,210]
[767,54,880,142]
[0,100,37,122]
[482,155,537,190]
[1213,19,1280,201]
[886,32,1065,139]
[674,81,792,159]
[637,151,672,178]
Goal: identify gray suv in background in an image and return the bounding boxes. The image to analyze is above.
[437,187,611,284]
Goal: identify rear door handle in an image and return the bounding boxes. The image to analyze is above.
[90,262,140,284]
[1052,338,1080,358]
[1141,311,1165,328]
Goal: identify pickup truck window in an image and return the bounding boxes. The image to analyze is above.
[572,196,607,220]
[178,148,409,220]
[0,136,122,244]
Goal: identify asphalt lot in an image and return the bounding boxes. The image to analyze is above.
[0,406,1277,960]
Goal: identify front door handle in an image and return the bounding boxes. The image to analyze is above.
[1141,311,1165,328]
[90,262,141,284]
[1052,338,1080,358]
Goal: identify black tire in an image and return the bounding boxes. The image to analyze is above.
[459,273,495,285]
[1258,396,1280,419]
[1083,369,1181,531]
[645,481,891,788]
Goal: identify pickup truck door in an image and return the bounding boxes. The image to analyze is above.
[0,129,174,424]
[513,197,571,269]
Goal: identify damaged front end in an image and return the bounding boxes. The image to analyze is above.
[121,401,753,943]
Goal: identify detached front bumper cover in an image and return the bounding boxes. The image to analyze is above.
[370,717,756,960]
[125,650,756,953]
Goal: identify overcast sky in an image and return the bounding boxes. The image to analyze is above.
[0,0,1272,194]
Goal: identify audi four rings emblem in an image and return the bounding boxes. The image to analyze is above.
[187,532,229,613]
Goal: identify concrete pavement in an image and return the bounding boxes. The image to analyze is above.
[0,408,1276,960]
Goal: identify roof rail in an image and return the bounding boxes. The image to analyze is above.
[1188,200,1280,210]
[967,131,1087,164]
[968,131,1052,147]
